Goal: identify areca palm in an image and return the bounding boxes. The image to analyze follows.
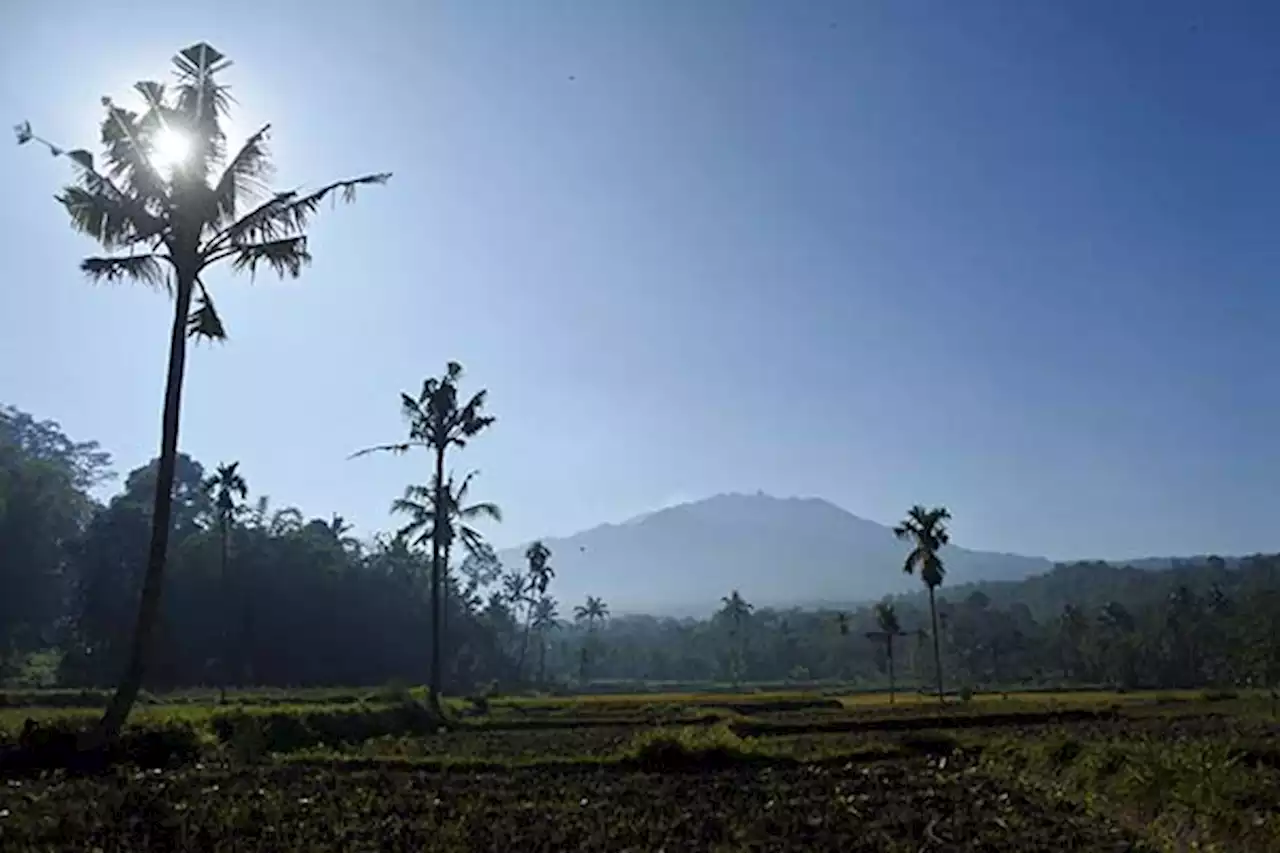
[16,43,388,738]
[719,590,753,685]
[353,362,495,716]
[894,504,952,702]
[515,542,554,679]
[201,461,246,703]
[865,600,905,704]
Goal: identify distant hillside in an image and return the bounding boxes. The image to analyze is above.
[497,492,1053,614]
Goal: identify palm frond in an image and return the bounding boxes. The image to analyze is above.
[98,101,170,206]
[58,184,166,249]
[390,497,430,517]
[225,236,310,279]
[80,254,168,288]
[458,502,502,523]
[348,441,427,460]
[172,43,234,177]
[210,124,273,228]
[186,283,226,341]
[208,172,391,252]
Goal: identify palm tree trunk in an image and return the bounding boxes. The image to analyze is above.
[219,516,230,704]
[427,448,446,718]
[97,276,196,741]
[517,608,534,682]
[440,542,451,694]
[887,634,896,705]
[537,632,547,684]
[928,586,944,702]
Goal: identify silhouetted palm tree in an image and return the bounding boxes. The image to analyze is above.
[865,600,906,703]
[16,43,389,739]
[574,596,609,682]
[352,362,494,716]
[515,542,554,679]
[719,590,753,686]
[531,596,560,684]
[201,461,246,703]
[894,505,951,702]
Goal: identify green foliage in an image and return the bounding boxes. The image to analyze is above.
[622,723,755,770]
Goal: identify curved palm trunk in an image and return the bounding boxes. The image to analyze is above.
[427,448,446,718]
[928,586,944,702]
[97,276,195,740]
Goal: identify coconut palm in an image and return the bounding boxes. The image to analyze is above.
[531,596,560,684]
[201,461,246,703]
[864,600,906,704]
[16,43,388,738]
[894,504,952,702]
[352,362,495,716]
[573,595,609,682]
[515,542,554,679]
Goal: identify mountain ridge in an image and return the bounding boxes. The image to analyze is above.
[496,491,1055,615]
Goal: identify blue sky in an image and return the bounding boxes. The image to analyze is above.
[2,0,1278,561]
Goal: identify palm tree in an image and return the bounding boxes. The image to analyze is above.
[391,469,501,677]
[894,504,952,702]
[16,44,388,739]
[573,595,609,683]
[864,600,905,704]
[719,590,753,686]
[201,461,246,703]
[352,362,495,716]
[515,542,554,679]
[531,596,560,684]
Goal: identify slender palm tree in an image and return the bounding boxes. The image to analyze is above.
[352,362,495,716]
[201,461,246,703]
[531,596,560,684]
[392,469,502,681]
[894,505,952,702]
[719,590,753,686]
[515,542,554,679]
[864,600,906,704]
[573,596,609,683]
[16,44,388,739]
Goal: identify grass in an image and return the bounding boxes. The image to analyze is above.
[0,685,1272,850]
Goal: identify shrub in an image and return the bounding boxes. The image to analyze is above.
[623,723,755,771]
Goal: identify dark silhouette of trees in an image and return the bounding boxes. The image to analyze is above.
[202,461,247,702]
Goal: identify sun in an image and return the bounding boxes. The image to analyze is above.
[149,126,191,173]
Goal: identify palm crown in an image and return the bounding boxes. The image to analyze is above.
[893,505,951,589]
[202,461,247,524]
[15,43,389,341]
[574,596,609,626]
[391,469,502,558]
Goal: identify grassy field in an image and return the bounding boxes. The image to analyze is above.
[0,687,1274,851]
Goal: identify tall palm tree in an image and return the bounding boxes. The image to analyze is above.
[864,600,905,704]
[719,590,753,686]
[531,596,560,684]
[201,461,246,703]
[573,595,609,683]
[391,469,502,678]
[894,504,952,702]
[515,542,554,679]
[16,44,388,739]
[352,362,495,716]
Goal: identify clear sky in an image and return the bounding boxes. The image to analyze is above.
[2,0,1278,562]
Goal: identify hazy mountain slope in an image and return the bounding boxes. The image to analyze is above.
[496,492,1053,614]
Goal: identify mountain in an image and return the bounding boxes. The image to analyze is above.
[496,492,1053,615]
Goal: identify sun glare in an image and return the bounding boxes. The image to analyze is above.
[150,126,191,173]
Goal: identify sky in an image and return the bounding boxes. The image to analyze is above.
[2,0,1279,562]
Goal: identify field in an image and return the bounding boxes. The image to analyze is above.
[0,688,1276,851]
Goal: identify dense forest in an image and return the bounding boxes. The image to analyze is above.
[4,400,1280,696]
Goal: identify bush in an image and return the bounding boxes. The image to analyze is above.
[623,723,755,771]
[210,699,439,755]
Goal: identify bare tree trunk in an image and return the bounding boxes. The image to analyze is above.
[219,515,230,704]
[427,448,446,718]
[928,586,944,703]
[97,275,195,741]
[887,634,896,705]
